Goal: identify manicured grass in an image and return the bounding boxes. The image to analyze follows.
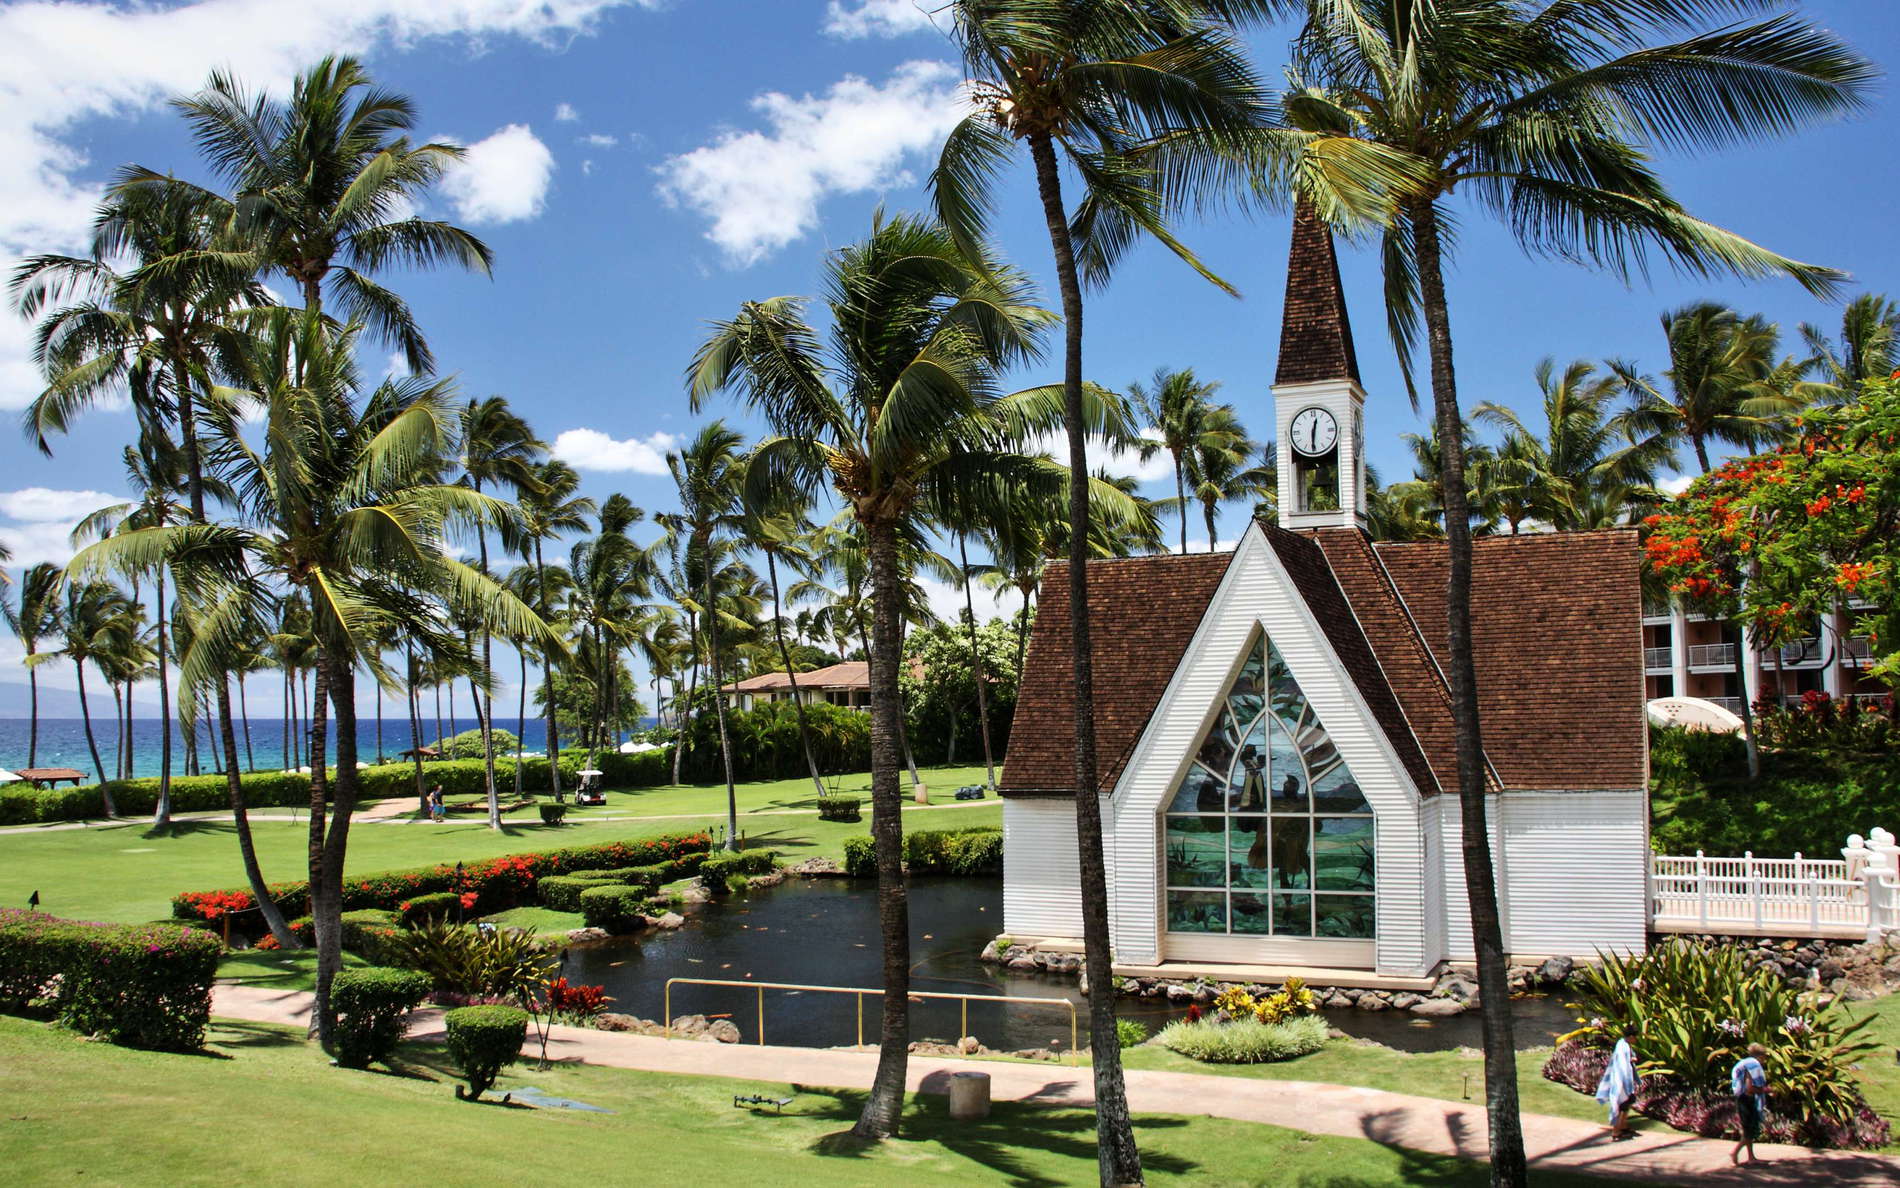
[0,764,998,924]
[0,1014,1638,1187]
[215,946,367,993]
[478,905,587,937]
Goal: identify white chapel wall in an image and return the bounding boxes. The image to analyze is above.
[1002,798,1083,940]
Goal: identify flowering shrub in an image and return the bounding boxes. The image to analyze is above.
[1750,690,1896,752]
[1548,939,1886,1147]
[0,909,221,1051]
[1210,978,1319,1026]
[1157,1014,1327,1064]
[170,831,712,933]
[545,977,612,1022]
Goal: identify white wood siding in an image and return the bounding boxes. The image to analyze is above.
[1441,790,1648,960]
[1002,798,1083,939]
[1106,524,1428,973]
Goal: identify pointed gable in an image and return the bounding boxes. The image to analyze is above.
[1275,197,1362,387]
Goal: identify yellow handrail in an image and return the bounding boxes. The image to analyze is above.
[663,976,1079,1059]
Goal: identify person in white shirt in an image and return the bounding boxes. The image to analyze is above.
[1730,1043,1770,1165]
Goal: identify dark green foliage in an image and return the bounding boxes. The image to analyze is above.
[536,875,616,913]
[816,796,861,821]
[899,618,1021,763]
[0,910,220,1051]
[674,700,870,784]
[435,727,522,759]
[331,966,432,1069]
[842,827,1001,878]
[392,921,555,999]
[578,885,652,933]
[396,892,461,928]
[1116,1018,1149,1049]
[1649,726,1900,854]
[699,849,779,893]
[538,803,567,825]
[537,852,706,912]
[443,1004,527,1100]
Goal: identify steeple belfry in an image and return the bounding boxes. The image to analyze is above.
[1273,198,1368,531]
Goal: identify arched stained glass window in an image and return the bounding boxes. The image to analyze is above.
[1164,632,1374,939]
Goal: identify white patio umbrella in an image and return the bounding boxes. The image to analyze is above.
[1646,696,1745,734]
[0,768,21,784]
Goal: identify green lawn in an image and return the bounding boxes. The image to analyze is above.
[0,764,997,924]
[0,1014,1642,1187]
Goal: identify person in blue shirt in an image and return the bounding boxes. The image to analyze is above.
[1730,1043,1770,1165]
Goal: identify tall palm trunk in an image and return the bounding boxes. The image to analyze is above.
[766,550,826,797]
[957,534,997,789]
[534,538,561,798]
[851,513,911,1140]
[703,556,740,849]
[26,647,39,769]
[1174,455,1189,554]
[376,681,385,765]
[1410,199,1526,1188]
[1028,129,1141,1188]
[475,520,501,828]
[407,648,426,800]
[305,650,336,1047]
[153,569,172,827]
[1203,497,1218,553]
[672,611,699,786]
[74,658,111,808]
[316,647,364,1048]
[515,646,528,799]
[237,671,255,771]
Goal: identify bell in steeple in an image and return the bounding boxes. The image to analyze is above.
[1273,197,1367,532]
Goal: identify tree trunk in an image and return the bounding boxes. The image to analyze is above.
[1692,432,1713,475]
[703,549,741,850]
[305,651,336,1048]
[219,672,295,948]
[767,551,827,798]
[316,643,363,1051]
[850,513,912,1141]
[1174,455,1189,555]
[535,538,562,798]
[672,612,699,786]
[1204,497,1219,553]
[1733,627,1761,778]
[238,671,256,772]
[476,522,501,828]
[1029,128,1142,1188]
[27,655,38,769]
[515,645,528,799]
[377,681,385,766]
[75,659,111,808]
[407,648,426,800]
[1410,198,1526,1188]
[958,534,997,789]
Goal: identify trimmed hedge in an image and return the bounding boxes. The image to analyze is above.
[331,966,433,1069]
[0,749,674,826]
[536,852,709,912]
[396,891,462,928]
[536,875,615,914]
[173,832,712,932]
[578,885,652,933]
[842,826,1002,878]
[0,909,221,1051]
[700,849,780,893]
[444,1004,527,1100]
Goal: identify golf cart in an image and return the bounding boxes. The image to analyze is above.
[574,769,606,807]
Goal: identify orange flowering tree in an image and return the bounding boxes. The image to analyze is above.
[1646,377,1898,683]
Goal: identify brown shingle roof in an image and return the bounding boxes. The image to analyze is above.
[1374,529,1647,791]
[722,661,871,694]
[999,552,1230,797]
[1275,198,1361,387]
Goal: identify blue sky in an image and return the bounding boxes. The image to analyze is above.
[0,0,1893,718]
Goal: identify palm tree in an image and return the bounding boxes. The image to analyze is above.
[145,55,490,371]
[458,395,547,828]
[1128,367,1231,554]
[1613,304,1806,473]
[75,308,550,1049]
[39,581,139,796]
[567,497,648,756]
[4,564,62,771]
[739,475,829,799]
[1185,402,1257,551]
[1272,5,1870,1180]
[691,212,1087,1141]
[667,424,749,849]
[1802,292,1900,402]
[512,460,595,797]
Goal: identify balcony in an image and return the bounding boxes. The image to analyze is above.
[1705,696,1743,714]
[1644,646,1673,671]
[1777,637,1826,668]
[1843,636,1875,666]
[1687,643,1736,669]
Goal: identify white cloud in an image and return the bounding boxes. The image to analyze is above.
[656,60,969,265]
[1660,473,1695,495]
[0,486,123,567]
[824,0,941,39]
[555,102,581,122]
[552,427,679,474]
[440,123,556,225]
[0,0,653,410]
[918,576,1022,628]
[582,132,618,147]
[1027,428,1176,485]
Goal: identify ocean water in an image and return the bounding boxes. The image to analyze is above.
[0,715,577,781]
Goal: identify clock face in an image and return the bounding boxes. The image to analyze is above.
[1290,406,1339,458]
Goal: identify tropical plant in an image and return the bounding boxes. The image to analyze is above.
[3,564,62,772]
[1156,1014,1327,1064]
[739,474,830,799]
[1129,367,1232,554]
[511,460,595,798]
[1185,402,1260,551]
[34,581,141,795]
[1270,5,1869,1176]
[1802,292,1900,404]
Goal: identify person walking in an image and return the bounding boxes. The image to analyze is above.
[1595,1031,1641,1141]
[1731,1042,1770,1165]
[429,784,445,823]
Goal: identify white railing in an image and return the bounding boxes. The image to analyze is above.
[1688,642,1736,668]
[1777,637,1825,667]
[1651,830,1900,940]
[1843,636,1874,665]
[1643,646,1673,670]
[1705,696,1743,714]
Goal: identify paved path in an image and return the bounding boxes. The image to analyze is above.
[212,984,1899,1186]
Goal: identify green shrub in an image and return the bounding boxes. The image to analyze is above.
[390,920,555,999]
[397,891,462,928]
[841,828,999,878]
[1560,939,1879,1125]
[699,849,779,892]
[536,875,611,913]
[1116,1019,1149,1049]
[816,796,861,821]
[338,911,406,965]
[0,910,221,1051]
[842,835,875,878]
[1156,1015,1327,1064]
[330,966,433,1069]
[538,803,567,826]
[578,885,651,933]
[443,1004,528,1099]
[435,727,523,760]
[672,700,868,784]
[1649,724,1900,855]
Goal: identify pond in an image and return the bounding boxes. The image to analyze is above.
[563,876,1577,1054]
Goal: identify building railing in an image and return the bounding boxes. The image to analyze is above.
[662,976,1079,1057]
[1650,830,1900,940]
[1777,637,1825,667]
[1843,636,1874,665]
[1643,646,1673,670]
[1687,643,1736,669]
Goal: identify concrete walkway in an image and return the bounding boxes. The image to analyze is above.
[212,984,1899,1186]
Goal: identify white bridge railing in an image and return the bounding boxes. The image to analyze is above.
[1651,829,1900,941]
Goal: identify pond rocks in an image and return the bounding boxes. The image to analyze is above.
[589,1013,741,1042]
[1670,933,1900,1000]
[786,856,844,878]
[565,926,612,943]
[1391,992,1422,1011]
[1537,956,1575,985]
[641,911,685,930]
[1356,992,1392,1011]
[1409,998,1468,1018]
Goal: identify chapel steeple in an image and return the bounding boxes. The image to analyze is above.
[1273,198,1368,531]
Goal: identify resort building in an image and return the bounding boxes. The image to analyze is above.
[1641,600,1883,714]
[720,661,873,711]
[997,204,1651,981]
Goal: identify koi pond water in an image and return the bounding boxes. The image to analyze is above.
[562,877,1577,1054]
